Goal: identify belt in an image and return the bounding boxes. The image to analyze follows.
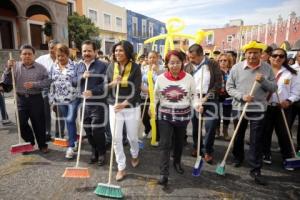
[269,102,279,107]
[17,93,41,98]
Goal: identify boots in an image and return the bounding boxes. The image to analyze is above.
[223,125,231,141]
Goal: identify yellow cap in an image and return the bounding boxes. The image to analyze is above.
[241,41,267,52]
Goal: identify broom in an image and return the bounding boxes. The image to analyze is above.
[62,75,90,178]
[137,96,148,149]
[52,107,68,147]
[216,80,257,175]
[9,52,34,154]
[94,84,123,199]
[274,92,300,169]
[193,68,204,176]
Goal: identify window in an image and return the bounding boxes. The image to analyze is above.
[206,33,214,45]
[161,27,165,34]
[116,17,122,31]
[132,17,138,37]
[104,14,111,26]
[88,9,97,24]
[153,44,158,52]
[227,35,233,43]
[149,22,154,37]
[142,19,147,38]
[137,43,143,54]
[67,2,74,15]
[159,45,164,56]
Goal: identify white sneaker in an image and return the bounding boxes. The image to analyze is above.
[73,142,78,152]
[65,147,74,159]
[284,167,294,171]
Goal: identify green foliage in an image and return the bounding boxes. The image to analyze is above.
[68,12,101,49]
[43,21,52,37]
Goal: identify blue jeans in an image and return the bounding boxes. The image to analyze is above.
[0,93,8,120]
[192,99,219,154]
[58,99,79,147]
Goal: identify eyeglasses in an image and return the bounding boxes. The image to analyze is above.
[271,54,285,59]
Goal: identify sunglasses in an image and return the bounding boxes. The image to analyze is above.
[271,54,285,59]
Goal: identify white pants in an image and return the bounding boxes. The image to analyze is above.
[109,105,140,170]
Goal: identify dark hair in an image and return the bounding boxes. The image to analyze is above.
[165,50,185,70]
[188,44,204,56]
[272,48,297,75]
[81,40,96,51]
[264,46,273,55]
[112,40,135,62]
[20,44,35,54]
[98,50,103,56]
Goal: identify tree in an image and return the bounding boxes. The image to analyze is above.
[68,12,101,50]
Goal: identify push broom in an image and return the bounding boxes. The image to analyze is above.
[274,92,300,169]
[9,52,34,154]
[52,107,68,147]
[193,68,205,176]
[94,84,123,199]
[216,80,257,175]
[62,76,90,178]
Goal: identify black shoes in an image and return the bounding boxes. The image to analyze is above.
[173,162,184,174]
[98,155,106,166]
[250,171,267,186]
[158,175,168,186]
[88,148,99,164]
[233,158,243,168]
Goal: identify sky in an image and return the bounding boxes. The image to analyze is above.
[107,0,300,34]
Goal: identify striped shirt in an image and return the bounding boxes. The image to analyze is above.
[3,61,50,94]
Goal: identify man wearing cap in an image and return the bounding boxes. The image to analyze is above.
[226,40,277,185]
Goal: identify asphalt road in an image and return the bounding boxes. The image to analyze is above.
[0,97,299,200]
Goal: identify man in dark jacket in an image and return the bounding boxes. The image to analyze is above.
[185,44,222,164]
[74,40,107,166]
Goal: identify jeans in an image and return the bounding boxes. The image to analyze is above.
[192,99,219,154]
[58,99,79,147]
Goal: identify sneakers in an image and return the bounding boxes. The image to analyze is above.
[65,147,74,159]
[250,171,267,186]
[142,132,149,139]
[284,167,295,171]
[263,155,272,165]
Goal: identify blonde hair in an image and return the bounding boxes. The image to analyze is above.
[217,53,233,69]
[56,44,70,57]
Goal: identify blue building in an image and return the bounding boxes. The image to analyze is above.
[127,10,166,57]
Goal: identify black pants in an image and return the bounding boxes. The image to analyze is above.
[288,101,300,151]
[263,106,293,159]
[43,95,51,135]
[232,111,265,171]
[84,105,106,155]
[159,120,186,176]
[17,94,47,149]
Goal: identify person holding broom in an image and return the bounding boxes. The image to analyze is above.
[106,40,141,181]
[154,50,200,186]
[226,40,277,185]
[3,44,50,153]
[74,40,108,166]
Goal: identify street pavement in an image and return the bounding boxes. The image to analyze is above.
[0,97,299,200]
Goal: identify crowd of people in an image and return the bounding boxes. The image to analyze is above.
[1,39,300,187]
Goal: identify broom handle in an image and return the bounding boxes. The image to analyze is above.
[138,95,148,137]
[75,75,88,168]
[197,67,204,158]
[108,83,120,184]
[221,81,257,164]
[275,92,296,157]
[9,52,22,144]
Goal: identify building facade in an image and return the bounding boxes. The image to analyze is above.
[80,0,127,55]
[202,12,300,52]
[127,10,166,56]
[0,0,69,50]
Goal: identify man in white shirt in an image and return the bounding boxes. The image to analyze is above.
[36,40,63,141]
